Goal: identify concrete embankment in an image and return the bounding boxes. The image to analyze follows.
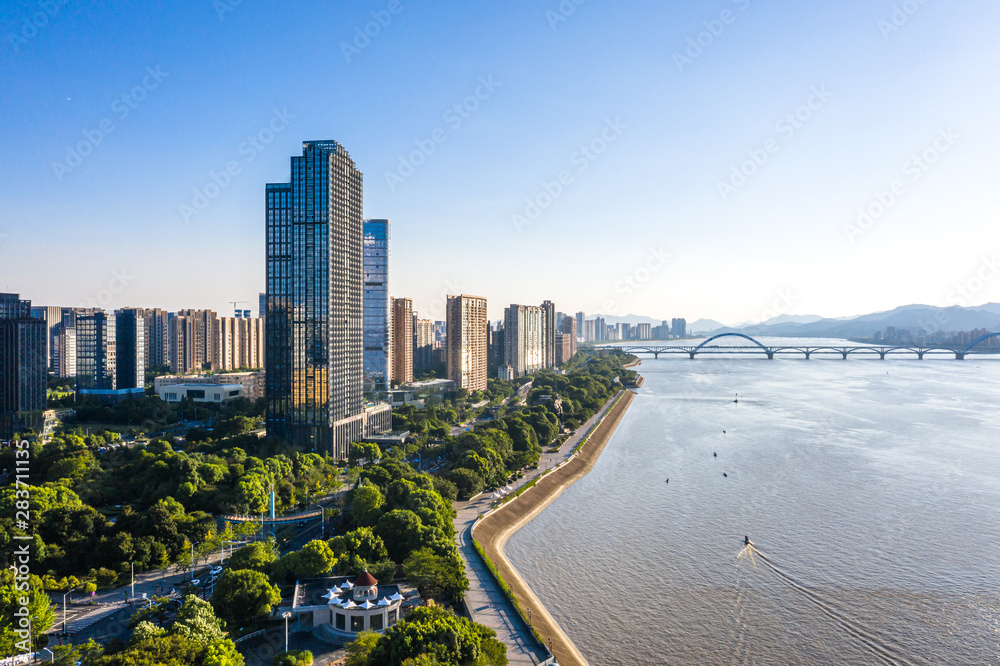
[473,390,636,666]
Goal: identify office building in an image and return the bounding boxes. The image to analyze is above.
[554,332,572,366]
[390,297,413,385]
[487,321,504,378]
[414,318,435,372]
[541,300,555,368]
[0,294,46,438]
[29,305,62,373]
[115,308,146,390]
[266,140,381,458]
[75,309,116,391]
[504,304,545,378]
[446,294,488,392]
[363,219,391,399]
[575,312,585,342]
[156,371,265,401]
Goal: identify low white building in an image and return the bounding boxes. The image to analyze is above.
[156,382,243,404]
[283,572,410,644]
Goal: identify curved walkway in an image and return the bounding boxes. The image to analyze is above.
[454,389,636,666]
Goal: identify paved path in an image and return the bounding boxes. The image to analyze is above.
[452,389,626,665]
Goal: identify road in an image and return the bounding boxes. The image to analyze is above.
[452,390,622,665]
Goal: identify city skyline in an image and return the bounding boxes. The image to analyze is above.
[3,2,999,323]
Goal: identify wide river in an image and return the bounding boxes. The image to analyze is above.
[506,343,1000,665]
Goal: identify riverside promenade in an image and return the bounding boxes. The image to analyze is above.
[453,388,636,666]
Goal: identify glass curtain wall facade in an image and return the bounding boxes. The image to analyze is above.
[0,294,46,439]
[266,140,364,458]
[363,219,390,400]
[75,309,116,391]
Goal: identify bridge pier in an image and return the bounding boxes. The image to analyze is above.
[766,352,774,360]
[689,352,696,359]
[918,352,924,360]
[879,352,886,360]
[841,352,848,360]
[653,352,660,359]
[804,352,811,360]
[955,353,965,360]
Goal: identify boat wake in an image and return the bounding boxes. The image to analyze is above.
[741,543,918,666]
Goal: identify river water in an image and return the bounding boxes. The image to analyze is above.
[506,346,1000,665]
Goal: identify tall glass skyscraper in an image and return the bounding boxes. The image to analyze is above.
[363,219,390,399]
[266,140,383,458]
[0,293,46,438]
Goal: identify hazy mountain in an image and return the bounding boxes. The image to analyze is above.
[709,304,1000,339]
[689,318,728,333]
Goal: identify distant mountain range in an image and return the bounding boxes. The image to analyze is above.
[588,304,1000,339]
[698,304,1000,339]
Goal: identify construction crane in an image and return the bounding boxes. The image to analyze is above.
[230,300,250,317]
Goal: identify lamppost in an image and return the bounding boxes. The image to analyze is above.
[282,611,292,654]
[62,585,78,634]
[130,561,135,602]
[311,503,325,538]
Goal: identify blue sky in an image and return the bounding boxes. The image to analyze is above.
[2,0,999,324]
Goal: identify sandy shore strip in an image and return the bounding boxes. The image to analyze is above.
[473,390,636,666]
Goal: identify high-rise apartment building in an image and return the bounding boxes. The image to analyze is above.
[562,315,577,358]
[414,318,435,372]
[575,312,585,341]
[217,316,264,371]
[363,219,390,398]
[390,297,413,385]
[115,309,146,390]
[504,304,545,378]
[266,140,386,457]
[584,318,596,342]
[169,309,218,374]
[75,309,116,391]
[672,318,687,337]
[57,324,77,378]
[143,308,170,369]
[446,295,488,392]
[541,300,555,368]
[554,332,572,366]
[635,323,652,340]
[0,294,46,438]
[593,316,607,342]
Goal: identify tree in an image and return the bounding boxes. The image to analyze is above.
[375,510,426,563]
[349,442,382,468]
[211,570,281,629]
[226,541,277,574]
[0,572,56,656]
[445,468,484,500]
[272,649,313,666]
[351,481,385,527]
[403,549,469,602]
[273,540,337,580]
[130,621,165,643]
[328,527,389,565]
[345,631,381,666]
[201,639,246,666]
[367,605,507,666]
[172,595,226,644]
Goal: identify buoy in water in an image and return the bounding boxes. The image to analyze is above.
[723,472,728,477]
[713,452,717,457]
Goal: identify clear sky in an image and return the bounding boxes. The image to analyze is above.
[2,0,999,325]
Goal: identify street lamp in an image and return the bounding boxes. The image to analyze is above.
[62,585,78,634]
[311,503,325,538]
[282,611,292,654]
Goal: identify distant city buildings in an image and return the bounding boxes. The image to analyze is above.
[562,315,577,358]
[446,294,488,392]
[143,308,170,369]
[1,293,46,438]
[541,300,555,368]
[363,219,391,399]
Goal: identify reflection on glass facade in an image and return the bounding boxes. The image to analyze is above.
[0,293,46,438]
[266,140,364,457]
[75,309,116,391]
[363,219,390,400]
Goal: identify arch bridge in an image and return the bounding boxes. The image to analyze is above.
[587,332,1000,360]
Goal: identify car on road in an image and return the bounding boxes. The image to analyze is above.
[210,566,223,577]
[187,579,200,587]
